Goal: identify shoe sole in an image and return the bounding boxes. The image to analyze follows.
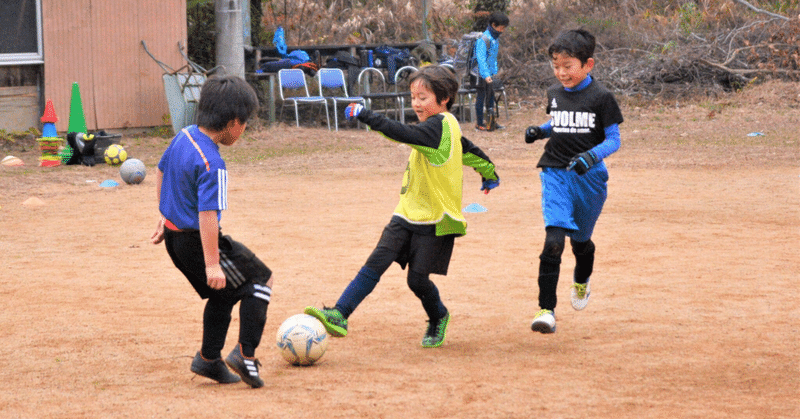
[190,364,241,384]
[531,322,556,333]
[304,306,348,337]
[531,316,556,334]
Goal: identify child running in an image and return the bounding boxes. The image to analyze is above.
[305,65,500,348]
[524,29,623,333]
[150,75,273,387]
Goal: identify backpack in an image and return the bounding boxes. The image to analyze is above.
[411,41,438,66]
[453,32,491,88]
[373,45,415,84]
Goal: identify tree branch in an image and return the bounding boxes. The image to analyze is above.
[732,0,790,21]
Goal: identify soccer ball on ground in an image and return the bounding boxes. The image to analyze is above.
[104,144,127,166]
[276,314,329,366]
[119,158,146,185]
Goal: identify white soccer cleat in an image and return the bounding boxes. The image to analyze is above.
[531,309,556,334]
[570,279,591,311]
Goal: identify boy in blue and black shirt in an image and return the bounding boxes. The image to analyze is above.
[524,29,623,334]
[151,76,272,388]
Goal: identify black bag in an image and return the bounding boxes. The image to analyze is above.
[326,51,361,92]
[373,45,415,83]
[325,51,359,68]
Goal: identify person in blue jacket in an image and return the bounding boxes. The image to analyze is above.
[473,11,509,131]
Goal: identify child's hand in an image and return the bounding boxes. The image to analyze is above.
[151,218,165,245]
[206,265,226,290]
[567,150,599,175]
[525,126,545,143]
[481,176,500,194]
[345,103,364,121]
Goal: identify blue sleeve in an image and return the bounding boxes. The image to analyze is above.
[591,124,621,160]
[540,120,553,137]
[476,36,490,79]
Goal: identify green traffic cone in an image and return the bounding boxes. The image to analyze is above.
[68,82,87,134]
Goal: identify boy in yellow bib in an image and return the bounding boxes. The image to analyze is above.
[305,65,499,348]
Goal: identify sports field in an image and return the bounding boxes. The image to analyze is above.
[1,81,797,418]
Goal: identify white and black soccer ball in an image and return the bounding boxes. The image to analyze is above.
[119,158,146,185]
[276,314,328,366]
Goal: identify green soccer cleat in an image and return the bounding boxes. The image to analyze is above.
[531,309,556,334]
[570,279,591,311]
[304,306,348,337]
[421,312,450,348]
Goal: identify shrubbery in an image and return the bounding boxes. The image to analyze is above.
[190,1,800,101]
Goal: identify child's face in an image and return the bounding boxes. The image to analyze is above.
[410,79,448,122]
[491,23,507,34]
[219,119,247,146]
[550,52,594,89]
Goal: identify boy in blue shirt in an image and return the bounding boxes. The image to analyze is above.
[150,76,273,388]
[524,29,623,333]
[474,11,509,131]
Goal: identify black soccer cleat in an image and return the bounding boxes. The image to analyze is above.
[190,351,241,384]
[225,343,264,388]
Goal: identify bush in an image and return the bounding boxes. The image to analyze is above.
[195,1,800,101]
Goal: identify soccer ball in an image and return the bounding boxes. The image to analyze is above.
[276,314,329,366]
[119,158,146,185]
[104,144,127,166]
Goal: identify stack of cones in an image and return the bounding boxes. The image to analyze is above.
[38,100,61,167]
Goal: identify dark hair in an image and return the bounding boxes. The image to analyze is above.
[408,65,459,110]
[547,29,596,64]
[489,11,510,27]
[195,75,259,131]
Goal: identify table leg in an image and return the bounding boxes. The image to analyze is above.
[268,73,276,124]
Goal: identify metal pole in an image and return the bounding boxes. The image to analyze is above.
[422,0,430,42]
[215,0,245,79]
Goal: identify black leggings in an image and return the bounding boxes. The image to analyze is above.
[537,227,595,310]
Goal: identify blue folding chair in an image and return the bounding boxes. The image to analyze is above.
[317,68,366,131]
[278,68,330,129]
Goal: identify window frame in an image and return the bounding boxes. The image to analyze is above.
[0,0,43,66]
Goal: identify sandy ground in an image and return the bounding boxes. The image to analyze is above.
[1,82,798,418]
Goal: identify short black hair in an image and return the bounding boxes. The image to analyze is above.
[548,29,596,65]
[195,75,259,131]
[489,11,510,27]
[409,65,459,110]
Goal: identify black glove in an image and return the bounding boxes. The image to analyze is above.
[525,126,545,144]
[567,150,599,175]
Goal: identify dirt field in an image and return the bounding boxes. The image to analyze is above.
[1,81,798,418]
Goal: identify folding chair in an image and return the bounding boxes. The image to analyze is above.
[317,68,366,131]
[441,62,476,123]
[393,65,417,123]
[356,67,404,123]
[278,68,330,129]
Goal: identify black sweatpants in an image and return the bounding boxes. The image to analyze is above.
[164,229,272,359]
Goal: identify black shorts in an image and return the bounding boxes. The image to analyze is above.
[164,230,272,302]
[365,216,456,276]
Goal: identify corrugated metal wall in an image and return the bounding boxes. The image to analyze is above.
[42,1,187,131]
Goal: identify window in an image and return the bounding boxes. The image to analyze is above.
[0,0,43,65]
